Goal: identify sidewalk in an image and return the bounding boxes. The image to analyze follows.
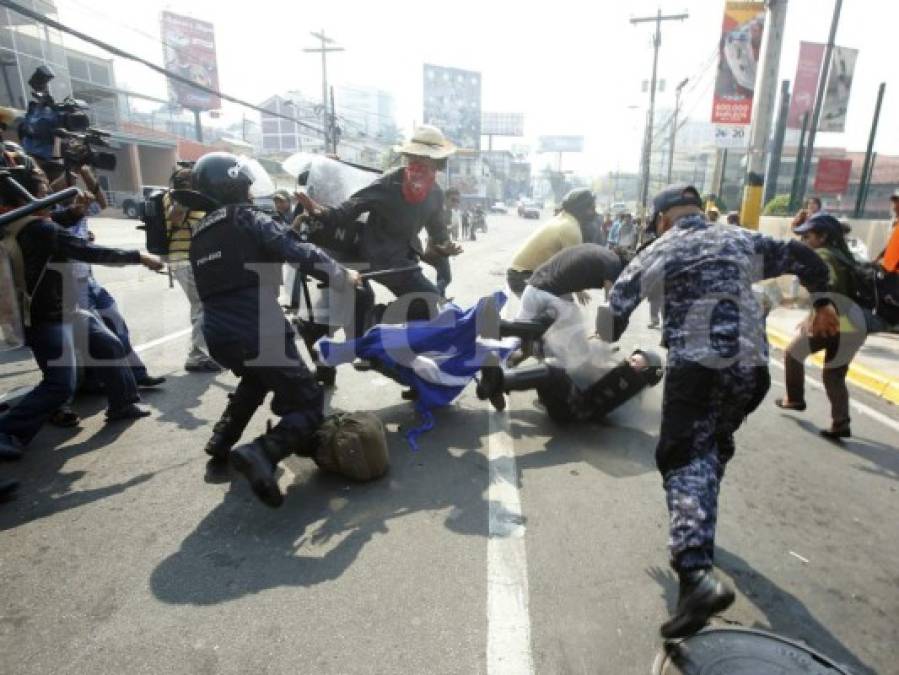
[766,306,899,405]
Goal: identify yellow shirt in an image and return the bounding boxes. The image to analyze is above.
[163,191,204,262]
[509,211,582,272]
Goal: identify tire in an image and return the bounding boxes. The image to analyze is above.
[123,201,138,219]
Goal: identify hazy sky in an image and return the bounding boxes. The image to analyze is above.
[53,0,899,175]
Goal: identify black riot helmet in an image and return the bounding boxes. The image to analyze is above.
[27,65,55,93]
[560,188,596,223]
[191,152,254,206]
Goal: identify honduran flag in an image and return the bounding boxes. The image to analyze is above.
[317,292,519,447]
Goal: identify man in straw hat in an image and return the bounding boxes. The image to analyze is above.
[296,125,462,333]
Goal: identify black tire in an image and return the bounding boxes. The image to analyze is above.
[123,201,138,219]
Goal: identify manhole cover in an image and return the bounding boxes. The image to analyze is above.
[653,627,852,675]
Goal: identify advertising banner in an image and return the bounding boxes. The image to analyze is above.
[820,46,858,133]
[481,112,524,137]
[160,11,221,111]
[537,136,585,153]
[814,157,852,194]
[423,64,482,150]
[711,1,766,125]
[787,42,826,129]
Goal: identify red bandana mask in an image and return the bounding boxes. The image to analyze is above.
[402,162,436,204]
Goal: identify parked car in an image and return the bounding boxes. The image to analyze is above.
[120,185,167,219]
[518,200,541,219]
[489,201,508,214]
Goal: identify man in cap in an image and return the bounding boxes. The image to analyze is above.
[506,188,597,297]
[296,125,462,328]
[271,190,293,226]
[599,184,837,638]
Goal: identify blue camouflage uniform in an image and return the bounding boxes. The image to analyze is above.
[608,213,829,573]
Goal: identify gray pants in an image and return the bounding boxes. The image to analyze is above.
[171,262,208,362]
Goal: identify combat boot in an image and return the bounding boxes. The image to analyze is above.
[204,394,259,462]
[229,427,303,508]
[660,568,735,639]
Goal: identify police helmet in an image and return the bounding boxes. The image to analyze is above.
[27,65,55,92]
[560,188,596,219]
[191,152,254,206]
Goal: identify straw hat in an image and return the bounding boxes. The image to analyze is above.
[395,125,456,160]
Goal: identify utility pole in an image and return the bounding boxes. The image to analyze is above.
[667,77,689,184]
[739,0,788,229]
[631,9,688,217]
[304,30,344,152]
[854,83,885,217]
[789,111,810,211]
[796,0,843,204]
[763,79,791,207]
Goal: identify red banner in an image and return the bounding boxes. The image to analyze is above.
[711,1,766,126]
[787,42,826,129]
[160,11,221,112]
[814,158,853,194]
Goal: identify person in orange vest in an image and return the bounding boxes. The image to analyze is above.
[877,189,899,273]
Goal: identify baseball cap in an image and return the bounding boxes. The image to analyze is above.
[793,212,843,235]
[650,184,702,225]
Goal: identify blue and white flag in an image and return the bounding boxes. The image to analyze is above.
[318,292,519,448]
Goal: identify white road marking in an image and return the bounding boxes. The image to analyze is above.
[133,327,192,354]
[769,359,899,433]
[487,409,534,675]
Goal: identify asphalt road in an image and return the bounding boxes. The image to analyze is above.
[0,213,897,674]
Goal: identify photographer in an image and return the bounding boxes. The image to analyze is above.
[0,151,162,460]
[162,164,219,372]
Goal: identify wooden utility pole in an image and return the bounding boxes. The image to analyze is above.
[304,30,344,152]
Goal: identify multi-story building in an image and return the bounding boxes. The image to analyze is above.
[334,84,398,143]
[258,93,324,156]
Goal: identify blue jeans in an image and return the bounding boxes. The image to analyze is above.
[0,316,140,445]
[432,256,452,297]
[87,278,148,380]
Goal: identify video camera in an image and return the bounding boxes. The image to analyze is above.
[17,66,116,172]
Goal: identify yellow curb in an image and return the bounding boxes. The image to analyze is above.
[766,326,899,406]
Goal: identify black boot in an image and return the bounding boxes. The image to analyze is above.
[660,568,735,639]
[229,427,303,508]
[476,366,507,411]
[204,394,259,462]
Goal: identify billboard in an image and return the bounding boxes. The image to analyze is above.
[820,46,858,133]
[481,112,524,137]
[711,1,766,126]
[423,64,481,150]
[537,136,584,153]
[160,11,221,111]
[814,157,852,194]
[787,42,826,129]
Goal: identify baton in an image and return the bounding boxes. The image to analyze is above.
[359,265,421,281]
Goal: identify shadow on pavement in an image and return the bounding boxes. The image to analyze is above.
[139,370,227,432]
[783,415,899,482]
[716,546,875,675]
[149,402,494,606]
[509,403,658,479]
[0,410,178,533]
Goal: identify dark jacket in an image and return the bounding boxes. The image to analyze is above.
[316,167,447,270]
[15,217,140,325]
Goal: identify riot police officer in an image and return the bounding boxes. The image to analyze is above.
[188,152,361,508]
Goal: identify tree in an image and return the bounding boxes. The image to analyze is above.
[763,194,792,216]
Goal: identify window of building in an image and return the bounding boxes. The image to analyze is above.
[262,136,279,151]
[282,135,296,150]
[261,118,279,135]
[88,61,110,86]
[68,56,88,81]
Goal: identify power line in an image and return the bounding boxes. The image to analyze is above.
[0,0,327,137]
